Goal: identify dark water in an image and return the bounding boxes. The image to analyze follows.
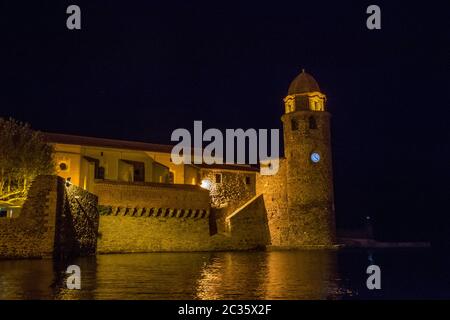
[0,249,449,300]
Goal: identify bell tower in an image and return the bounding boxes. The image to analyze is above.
[281,69,336,245]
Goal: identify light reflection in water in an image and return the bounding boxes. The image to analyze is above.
[195,251,343,300]
[54,249,450,300]
[0,250,352,300]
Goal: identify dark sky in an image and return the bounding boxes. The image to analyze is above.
[1,1,449,240]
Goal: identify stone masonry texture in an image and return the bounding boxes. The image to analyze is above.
[0,175,99,259]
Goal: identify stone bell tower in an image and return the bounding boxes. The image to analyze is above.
[281,69,336,246]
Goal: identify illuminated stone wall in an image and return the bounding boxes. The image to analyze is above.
[200,170,256,210]
[55,182,99,259]
[94,180,213,252]
[93,179,271,252]
[210,194,271,250]
[0,175,58,258]
[0,175,99,259]
[199,169,257,234]
[282,110,336,245]
[98,212,213,253]
[256,159,288,246]
[96,194,270,253]
[93,180,210,209]
[256,110,336,247]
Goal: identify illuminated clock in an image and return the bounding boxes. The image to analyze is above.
[310,152,320,163]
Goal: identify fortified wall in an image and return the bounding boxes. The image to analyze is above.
[94,180,213,253]
[0,177,271,258]
[93,180,270,253]
[0,175,99,259]
[210,194,271,250]
[256,159,288,246]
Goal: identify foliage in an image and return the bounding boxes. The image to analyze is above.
[0,118,54,206]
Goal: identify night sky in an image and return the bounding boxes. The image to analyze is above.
[1,1,449,241]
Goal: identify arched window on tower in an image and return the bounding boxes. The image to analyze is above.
[309,116,317,129]
[291,119,298,131]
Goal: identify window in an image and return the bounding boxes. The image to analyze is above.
[309,116,317,129]
[134,166,145,182]
[215,173,222,184]
[285,100,295,113]
[120,159,145,182]
[245,176,251,185]
[59,162,68,171]
[96,166,105,179]
[291,119,298,131]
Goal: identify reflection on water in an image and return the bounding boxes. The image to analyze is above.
[195,251,343,299]
[0,249,448,299]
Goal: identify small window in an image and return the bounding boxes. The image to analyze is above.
[291,119,298,131]
[245,176,251,185]
[96,166,105,179]
[215,174,222,184]
[309,116,317,129]
[59,162,68,171]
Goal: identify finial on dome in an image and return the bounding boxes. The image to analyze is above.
[302,68,305,73]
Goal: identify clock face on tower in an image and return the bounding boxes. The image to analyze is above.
[311,152,320,163]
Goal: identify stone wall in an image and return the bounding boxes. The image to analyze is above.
[55,181,99,259]
[210,194,271,250]
[0,175,57,258]
[200,170,256,213]
[0,175,99,259]
[94,180,213,253]
[93,180,210,210]
[94,179,271,253]
[200,169,256,233]
[97,211,212,253]
[256,159,288,246]
[96,194,270,253]
[282,111,336,246]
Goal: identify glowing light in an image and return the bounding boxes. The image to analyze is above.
[200,179,211,190]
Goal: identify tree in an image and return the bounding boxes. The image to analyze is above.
[0,118,55,207]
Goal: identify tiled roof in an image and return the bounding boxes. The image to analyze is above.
[288,69,321,95]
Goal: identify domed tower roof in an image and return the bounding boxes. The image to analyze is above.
[288,69,321,95]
